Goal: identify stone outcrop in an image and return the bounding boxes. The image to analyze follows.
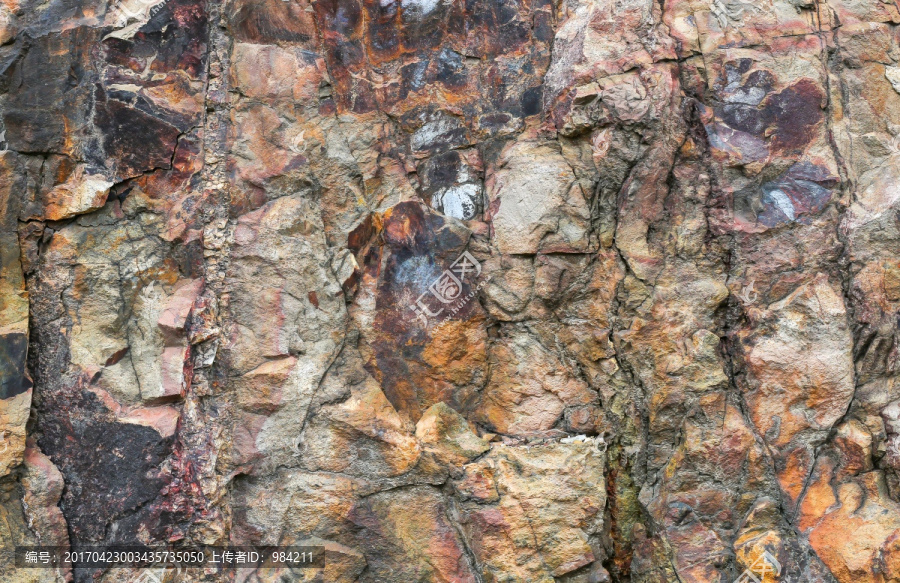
[1,0,900,581]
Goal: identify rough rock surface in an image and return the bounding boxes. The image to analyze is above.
[1,0,900,581]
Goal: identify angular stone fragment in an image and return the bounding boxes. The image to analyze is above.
[157,278,204,334]
[886,66,900,95]
[415,401,489,466]
[0,388,30,477]
[42,165,112,221]
[476,326,596,435]
[737,275,856,508]
[298,381,421,478]
[235,357,296,414]
[348,486,477,582]
[455,439,607,581]
[486,139,592,255]
[156,343,192,401]
[21,446,69,549]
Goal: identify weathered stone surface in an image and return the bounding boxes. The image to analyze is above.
[415,401,490,466]
[486,138,593,254]
[3,0,900,581]
[41,165,113,222]
[736,275,856,509]
[0,389,29,477]
[21,446,68,550]
[475,325,597,434]
[0,150,29,480]
[454,439,608,581]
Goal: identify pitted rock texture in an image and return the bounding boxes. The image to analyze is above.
[1,0,900,582]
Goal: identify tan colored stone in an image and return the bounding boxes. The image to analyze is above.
[0,389,30,477]
[43,165,112,221]
[485,140,592,255]
[739,275,855,504]
[9,0,900,579]
[298,381,421,478]
[235,357,297,414]
[476,327,596,435]
[415,402,489,467]
[21,446,68,548]
[455,439,607,581]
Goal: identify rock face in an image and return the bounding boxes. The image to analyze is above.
[1,0,900,582]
